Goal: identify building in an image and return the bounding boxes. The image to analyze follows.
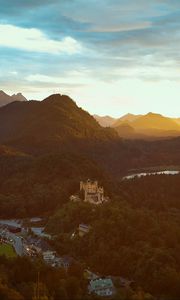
[88,278,115,297]
[78,224,91,237]
[80,179,106,205]
[24,237,54,257]
[43,250,56,263]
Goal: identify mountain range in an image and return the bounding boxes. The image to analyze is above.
[0,90,27,107]
[0,91,179,168]
[94,113,180,139]
[1,89,179,140]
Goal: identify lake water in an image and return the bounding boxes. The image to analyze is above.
[123,170,180,180]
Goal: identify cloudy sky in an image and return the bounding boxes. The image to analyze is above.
[0,0,179,117]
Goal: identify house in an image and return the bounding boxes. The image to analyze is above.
[78,224,91,237]
[24,237,53,257]
[88,278,115,297]
[43,250,56,263]
[80,179,108,205]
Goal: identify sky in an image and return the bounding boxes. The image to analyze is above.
[0,0,180,117]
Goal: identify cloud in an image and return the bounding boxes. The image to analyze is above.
[0,24,82,54]
[0,0,180,114]
[88,22,151,33]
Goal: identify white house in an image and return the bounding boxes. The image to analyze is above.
[88,278,115,297]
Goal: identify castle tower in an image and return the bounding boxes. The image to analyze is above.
[79,180,105,204]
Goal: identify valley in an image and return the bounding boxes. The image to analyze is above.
[0,92,179,299]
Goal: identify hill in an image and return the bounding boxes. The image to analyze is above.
[0,94,117,153]
[113,123,135,138]
[0,90,27,107]
[95,112,180,139]
[113,113,142,126]
[93,115,117,127]
[113,113,180,139]
[174,118,180,126]
[132,112,180,131]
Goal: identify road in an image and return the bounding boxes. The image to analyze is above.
[4,231,24,256]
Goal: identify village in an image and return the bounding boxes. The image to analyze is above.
[0,180,133,298]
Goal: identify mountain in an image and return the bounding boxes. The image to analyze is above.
[0,90,27,107]
[110,112,180,139]
[128,112,180,138]
[132,112,180,131]
[113,113,142,127]
[11,92,27,102]
[174,118,180,126]
[0,94,117,153]
[93,115,117,127]
[114,123,135,138]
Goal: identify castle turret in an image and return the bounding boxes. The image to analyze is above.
[79,180,105,204]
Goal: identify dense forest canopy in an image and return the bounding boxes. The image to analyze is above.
[47,175,180,299]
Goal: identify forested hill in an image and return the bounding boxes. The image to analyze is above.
[0,93,117,153]
[0,93,180,217]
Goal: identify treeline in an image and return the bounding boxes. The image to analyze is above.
[0,152,109,218]
[46,175,180,300]
[0,255,96,300]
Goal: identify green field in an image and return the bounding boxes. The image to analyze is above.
[0,243,17,258]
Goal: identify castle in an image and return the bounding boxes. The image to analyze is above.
[80,179,105,205]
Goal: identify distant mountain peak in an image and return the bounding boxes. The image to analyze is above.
[93,115,117,127]
[0,90,8,96]
[12,92,27,102]
[146,112,162,117]
[0,90,27,107]
[43,93,77,107]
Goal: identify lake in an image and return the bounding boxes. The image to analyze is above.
[123,170,180,180]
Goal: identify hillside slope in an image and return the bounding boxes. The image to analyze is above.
[0,94,117,153]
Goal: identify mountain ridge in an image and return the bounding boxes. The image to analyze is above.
[94,112,180,139]
[0,90,27,107]
[0,93,118,154]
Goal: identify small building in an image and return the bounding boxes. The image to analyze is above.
[88,278,115,297]
[78,224,91,237]
[24,237,53,257]
[43,250,56,263]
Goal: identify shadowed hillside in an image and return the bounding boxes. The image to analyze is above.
[0,94,117,154]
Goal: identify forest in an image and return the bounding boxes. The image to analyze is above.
[46,174,180,300]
